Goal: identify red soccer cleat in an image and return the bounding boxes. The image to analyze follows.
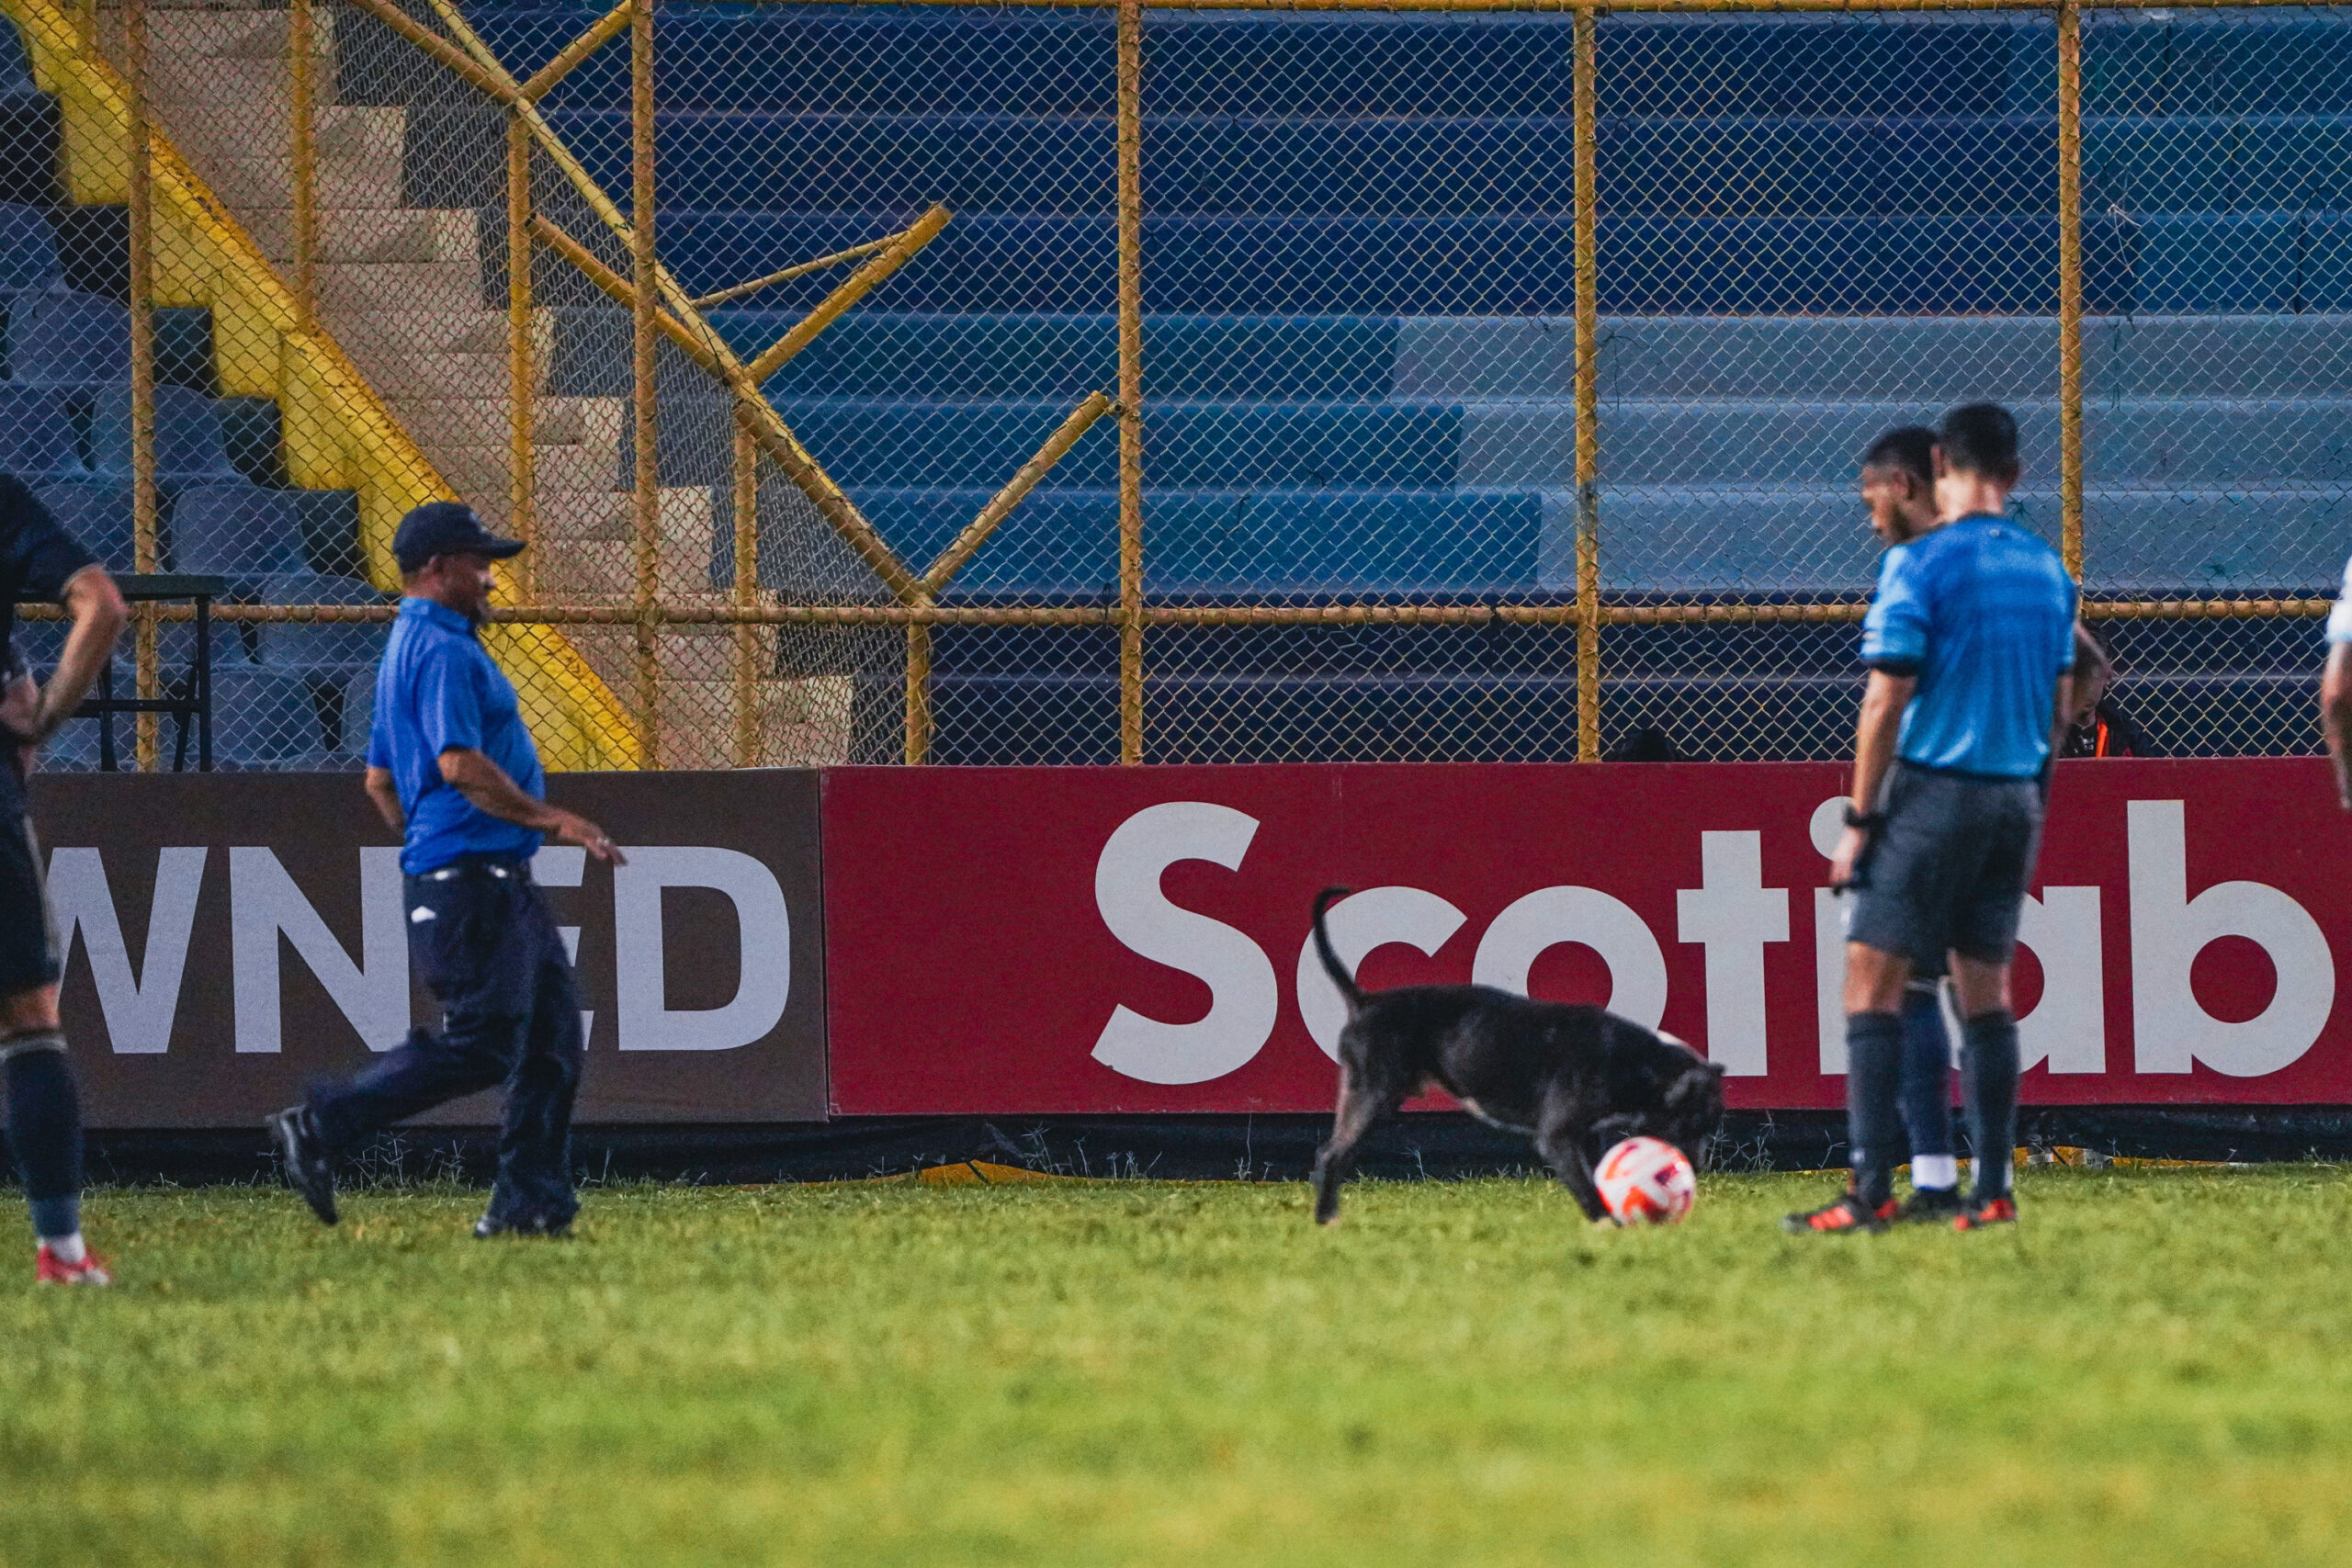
[1953,1196,2018,1232]
[35,1244,112,1286]
[1781,1190,1898,1235]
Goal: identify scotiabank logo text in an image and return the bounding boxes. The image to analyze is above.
[1085,797,2334,1086]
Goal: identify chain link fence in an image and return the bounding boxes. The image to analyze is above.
[0,0,2339,770]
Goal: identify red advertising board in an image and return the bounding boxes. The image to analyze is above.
[823,760,2352,1113]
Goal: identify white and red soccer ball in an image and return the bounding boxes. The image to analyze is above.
[1595,1136,1698,1225]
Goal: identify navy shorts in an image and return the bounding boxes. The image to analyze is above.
[0,802,61,998]
[1846,762,2044,967]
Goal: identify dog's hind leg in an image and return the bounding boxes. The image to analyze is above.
[1533,1090,1611,1225]
[1312,1062,1392,1226]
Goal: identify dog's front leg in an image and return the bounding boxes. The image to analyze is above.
[1534,1100,1611,1225]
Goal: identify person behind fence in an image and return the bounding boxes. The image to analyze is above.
[1787,403,2076,1236]
[1849,425,2110,1223]
[0,479,128,1284]
[268,502,624,1239]
[2317,552,2352,815]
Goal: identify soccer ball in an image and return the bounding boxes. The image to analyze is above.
[1594,1136,1697,1225]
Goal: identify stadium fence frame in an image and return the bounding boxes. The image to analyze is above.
[20,0,2344,768]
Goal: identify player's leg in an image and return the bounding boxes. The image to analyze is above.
[275,866,526,1224]
[1893,974,1963,1221]
[1945,781,2041,1231]
[1948,953,2018,1227]
[1788,772,1950,1235]
[478,884,582,1237]
[0,808,107,1284]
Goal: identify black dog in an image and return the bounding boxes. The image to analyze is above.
[1308,887,1726,1225]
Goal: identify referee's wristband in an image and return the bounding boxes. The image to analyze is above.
[1842,805,1885,831]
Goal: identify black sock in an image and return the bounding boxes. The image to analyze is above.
[1844,1011,1903,1208]
[1897,985,1957,1172]
[1962,1010,2021,1203]
[5,1043,84,1240]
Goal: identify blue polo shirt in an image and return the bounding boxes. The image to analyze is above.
[366,597,545,874]
[1860,513,2077,780]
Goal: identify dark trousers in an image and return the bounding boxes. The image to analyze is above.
[309,859,583,1224]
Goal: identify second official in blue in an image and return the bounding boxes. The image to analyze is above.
[269,502,625,1239]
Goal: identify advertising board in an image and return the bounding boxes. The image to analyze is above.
[823,761,2349,1113]
[28,770,827,1127]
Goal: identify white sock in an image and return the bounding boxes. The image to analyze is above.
[42,1233,85,1265]
[1912,1155,1959,1191]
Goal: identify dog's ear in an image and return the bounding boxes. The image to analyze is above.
[1665,1061,1723,1108]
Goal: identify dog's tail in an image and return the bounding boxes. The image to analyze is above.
[1310,886,1363,1014]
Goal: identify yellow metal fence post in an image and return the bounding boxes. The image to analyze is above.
[733,418,759,767]
[1573,6,1600,763]
[630,0,660,764]
[1115,0,1145,764]
[289,0,317,330]
[903,624,931,763]
[126,0,156,770]
[2056,0,2086,582]
[508,115,537,600]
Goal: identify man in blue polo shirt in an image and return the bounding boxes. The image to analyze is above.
[1787,403,2077,1236]
[269,502,624,1238]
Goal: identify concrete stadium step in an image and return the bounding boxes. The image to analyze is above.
[422,107,2349,222]
[857,480,2344,599]
[384,9,2352,120]
[1408,315,2352,400]
[1466,399,2352,486]
[384,395,595,451]
[1580,484,2352,595]
[638,211,2351,317]
[702,311,2352,404]
[854,486,1543,598]
[775,397,1444,491]
[772,391,2352,494]
[714,310,1382,402]
[234,206,477,268]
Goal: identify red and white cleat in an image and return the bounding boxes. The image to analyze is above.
[35,1245,112,1286]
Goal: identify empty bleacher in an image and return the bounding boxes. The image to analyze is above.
[335,5,2343,759]
[0,9,389,768]
[6,6,2335,762]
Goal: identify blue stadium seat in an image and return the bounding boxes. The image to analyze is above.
[7,290,129,387]
[210,666,333,770]
[250,583,391,672]
[167,479,309,576]
[0,384,85,479]
[32,479,134,570]
[0,203,59,294]
[0,17,36,98]
[91,384,242,486]
[335,664,376,758]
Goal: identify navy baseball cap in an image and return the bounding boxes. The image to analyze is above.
[392,502,526,574]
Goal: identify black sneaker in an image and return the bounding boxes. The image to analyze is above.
[266,1107,337,1226]
[1894,1187,1967,1224]
[1781,1190,1895,1235]
[473,1211,573,1240]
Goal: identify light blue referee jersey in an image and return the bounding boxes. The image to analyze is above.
[2326,555,2352,645]
[1860,513,2078,780]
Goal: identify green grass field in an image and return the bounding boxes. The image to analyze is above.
[3,1168,2350,1566]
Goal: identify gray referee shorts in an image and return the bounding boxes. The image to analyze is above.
[1846,762,2044,968]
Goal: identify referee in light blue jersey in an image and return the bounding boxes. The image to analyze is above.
[268,502,624,1239]
[1785,403,2078,1237]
